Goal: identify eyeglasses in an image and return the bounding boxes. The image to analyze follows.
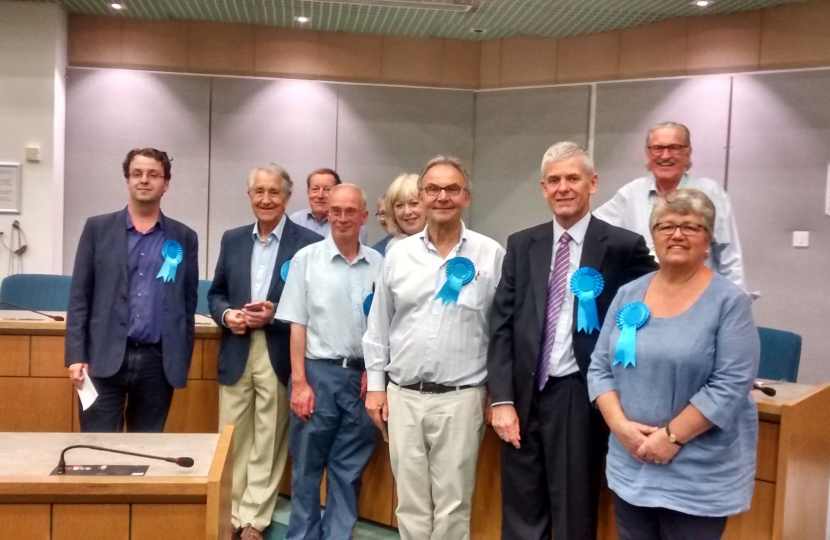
[653,222,706,236]
[329,207,360,218]
[647,144,688,157]
[129,170,164,180]
[309,187,332,195]
[375,211,386,217]
[422,183,464,197]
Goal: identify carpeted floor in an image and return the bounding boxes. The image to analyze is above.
[264,497,401,540]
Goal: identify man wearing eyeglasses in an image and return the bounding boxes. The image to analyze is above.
[289,168,368,244]
[66,148,199,433]
[594,121,746,290]
[364,156,505,540]
[276,184,382,540]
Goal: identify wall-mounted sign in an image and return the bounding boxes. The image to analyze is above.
[0,163,21,214]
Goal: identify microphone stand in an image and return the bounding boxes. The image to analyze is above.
[0,300,64,321]
[57,445,194,474]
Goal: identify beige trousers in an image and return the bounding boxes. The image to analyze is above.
[219,330,289,531]
[387,382,487,540]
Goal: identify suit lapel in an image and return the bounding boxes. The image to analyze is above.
[574,215,608,326]
[161,215,178,305]
[114,208,129,288]
[267,220,296,301]
[242,225,255,303]
[529,223,554,329]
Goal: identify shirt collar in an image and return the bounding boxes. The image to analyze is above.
[553,212,590,245]
[251,214,287,243]
[418,220,468,255]
[647,173,689,197]
[125,209,164,232]
[324,234,369,265]
[306,208,328,225]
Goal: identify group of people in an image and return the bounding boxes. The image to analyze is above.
[65,120,760,540]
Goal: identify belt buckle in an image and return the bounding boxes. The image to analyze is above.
[419,381,436,394]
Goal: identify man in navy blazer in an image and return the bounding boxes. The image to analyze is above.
[65,148,199,433]
[208,164,321,540]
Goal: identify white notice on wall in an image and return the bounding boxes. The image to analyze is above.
[0,163,21,214]
[826,163,830,216]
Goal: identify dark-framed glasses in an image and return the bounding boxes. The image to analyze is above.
[653,222,705,236]
[422,183,463,197]
[647,144,688,157]
[329,207,360,218]
[129,170,164,180]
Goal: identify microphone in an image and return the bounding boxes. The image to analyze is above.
[56,444,194,474]
[0,301,64,321]
[752,381,777,397]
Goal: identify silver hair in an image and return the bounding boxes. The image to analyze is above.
[330,183,367,210]
[540,142,595,177]
[646,122,692,171]
[649,189,716,238]
[417,156,472,193]
[247,163,293,195]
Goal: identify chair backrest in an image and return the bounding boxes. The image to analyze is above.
[0,274,73,312]
[196,280,212,316]
[757,327,802,383]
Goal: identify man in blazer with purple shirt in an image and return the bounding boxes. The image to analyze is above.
[66,148,199,433]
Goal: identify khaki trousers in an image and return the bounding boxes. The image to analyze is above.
[387,382,487,540]
[219,330,289,531]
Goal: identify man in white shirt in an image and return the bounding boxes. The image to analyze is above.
[594,121,746,290]
[289,168,368,244]
[277,184,382,540]
[363,156,505,540]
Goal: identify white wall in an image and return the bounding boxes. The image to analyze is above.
[0,2,66,279]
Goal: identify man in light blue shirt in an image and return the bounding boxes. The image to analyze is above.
[276,183,382,540]
[594,121,746,291]
[289,167,368,244]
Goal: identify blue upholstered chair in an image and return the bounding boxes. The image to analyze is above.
[0,274,73,312]
[196,279,212,316]
[757,327,802,383]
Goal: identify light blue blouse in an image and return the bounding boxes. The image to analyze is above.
[588,272,760,517]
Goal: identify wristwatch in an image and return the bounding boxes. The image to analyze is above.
[665,425,683,446]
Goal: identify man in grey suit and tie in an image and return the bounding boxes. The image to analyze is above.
[208,164,322,540]
[66,147,199,433]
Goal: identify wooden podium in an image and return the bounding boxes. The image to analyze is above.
[0,427,233,540]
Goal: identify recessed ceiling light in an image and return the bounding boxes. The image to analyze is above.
[110,2,124,9]
[295,16,309,23]
[694,0,710,6]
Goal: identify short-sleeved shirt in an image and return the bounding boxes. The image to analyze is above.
[588,272,760,517]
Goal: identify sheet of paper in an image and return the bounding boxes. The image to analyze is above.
[78,368,98,411]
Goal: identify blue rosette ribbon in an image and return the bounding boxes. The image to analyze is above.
[434,257,475,305]
[280,260,291,282]
[570,267,604,334]
[156,239,183,283]
[363,292,374,317]
[614,302,650,368]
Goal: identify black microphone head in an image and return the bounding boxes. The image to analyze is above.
[53,315,65,321]
[176,457,194,468]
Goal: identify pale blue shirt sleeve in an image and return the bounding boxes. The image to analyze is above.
[709,194,746,292]
[593,188,629,228]
[274,249,309,326]
[363,256,394,392]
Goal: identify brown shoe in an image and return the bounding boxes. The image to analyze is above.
[240,525,263,540]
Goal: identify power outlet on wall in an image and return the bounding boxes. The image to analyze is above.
[793,231,810,248]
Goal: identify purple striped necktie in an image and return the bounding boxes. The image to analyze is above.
[536,232,572,391]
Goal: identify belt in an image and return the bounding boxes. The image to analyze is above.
[311,357,365,371]
[398,381,479,394]
[126,340,161,350]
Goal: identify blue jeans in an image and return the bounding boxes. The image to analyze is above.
[79,344,174,433]
[287,360,377,540]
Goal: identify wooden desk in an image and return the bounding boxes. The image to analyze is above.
[0,426,233,540]
[1,313,828,538]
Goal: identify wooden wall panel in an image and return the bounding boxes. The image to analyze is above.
[255,26,321,77]
[760,1,830,69]
[0,378,73,432]
[722,480,776,540]
[756,421,779,483]
[188,339,203,380]
[442,39,480,89]
[122,18,189,71]
[67,14,122,66]
[470,428,502,540]
[203,339,219,380]
[687,11,761,74]
[0,335,29,376]
[166,380,219,433]
[131,504,205,540]
[188,21,254,75]
[357,440,395,525]
[479,39,501,88]
[619,18,689,79]
[499,35,557,87]
[317,32,383,81]
[557,30,620,83]
[382,36,444,86]
[30,336,65,377]
[0,504,50,538]
[53,504,130,540]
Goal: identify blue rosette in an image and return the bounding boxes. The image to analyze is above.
[570,267,604,334]
[280,260,291,282]
[434,257,475,305]
[614,302,650,368]
[363,292,374,317]
[156,239,183,283]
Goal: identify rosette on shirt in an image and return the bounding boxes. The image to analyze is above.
[363,292,374,317]
[280,260,291,282]
[570,267,604,333]
[156,240,183,283]
[614,302,650,368]
[435,257,475,305]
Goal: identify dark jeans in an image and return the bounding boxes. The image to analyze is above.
[614,493,728,540]
[79,343,174,433]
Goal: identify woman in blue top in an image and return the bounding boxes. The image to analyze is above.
[587,189,760,540]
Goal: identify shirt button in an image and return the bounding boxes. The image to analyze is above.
[140,253,144,256]
[137,293,142,297]
[136,314,140,318]
[139,272,143,276]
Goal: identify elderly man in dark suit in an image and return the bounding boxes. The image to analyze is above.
[488,142,657,540]
[208,164,321,540]
[66,147,199,433]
